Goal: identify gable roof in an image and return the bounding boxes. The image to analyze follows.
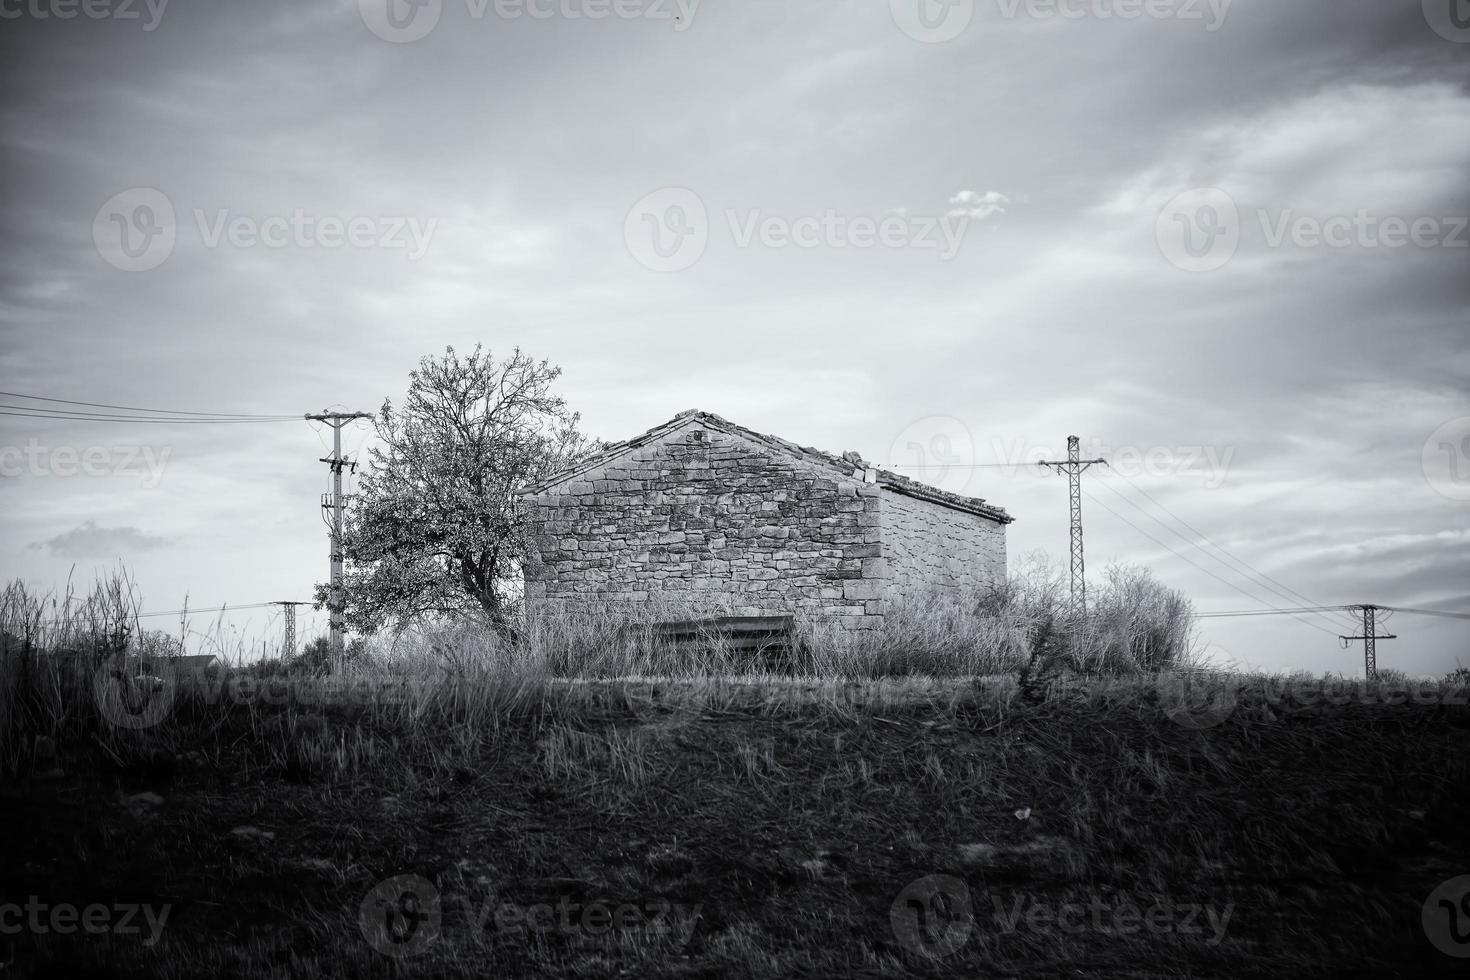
[521,409,1013,524]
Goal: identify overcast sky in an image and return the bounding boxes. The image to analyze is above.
[1,0,1467,674]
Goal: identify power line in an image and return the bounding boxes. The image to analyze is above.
[135,602,280,618]
[1081,489,1346,639]
[1382,606,1470,622]
[0,389,295,419]
[1196,605,1353,619]
[881,462,1042,471]
[20,601,291,628]
[1100,469,1336,611]
[1093,472,1355,634]
[0,409,296,424]
[1196,605,1470,621]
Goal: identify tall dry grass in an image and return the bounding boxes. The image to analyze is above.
[0,557,1199,778]
[371,555,1201,680]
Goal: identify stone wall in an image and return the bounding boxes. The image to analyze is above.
[879,489,1007,602]
[523,425,886,629]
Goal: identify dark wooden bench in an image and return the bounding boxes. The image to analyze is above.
[652,615,798,666]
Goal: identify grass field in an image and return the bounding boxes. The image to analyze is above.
[3,659,1469,978]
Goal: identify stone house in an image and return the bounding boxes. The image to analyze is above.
[519,410,1012,630]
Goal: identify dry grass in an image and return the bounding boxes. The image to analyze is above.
[2,568,1467,977]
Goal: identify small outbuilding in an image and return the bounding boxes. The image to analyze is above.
[520,410,1012,630]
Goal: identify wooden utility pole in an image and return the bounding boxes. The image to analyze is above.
[1340,604,1396,680]
[305,411,371,667]
[1039,436,1108,617]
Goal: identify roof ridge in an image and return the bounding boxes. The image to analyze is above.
[520,410,1011,522]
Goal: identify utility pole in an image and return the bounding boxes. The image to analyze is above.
[305,411,372,669]
[1039,436,1108,617]
[270,600,310,660]
[1340,604,1396,680]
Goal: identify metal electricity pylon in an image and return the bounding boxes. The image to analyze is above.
[1039,436,1108,617]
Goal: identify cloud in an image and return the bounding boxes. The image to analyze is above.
[29,521,169,559]
[947,190,1010,221]
[1097,82,1470,219]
